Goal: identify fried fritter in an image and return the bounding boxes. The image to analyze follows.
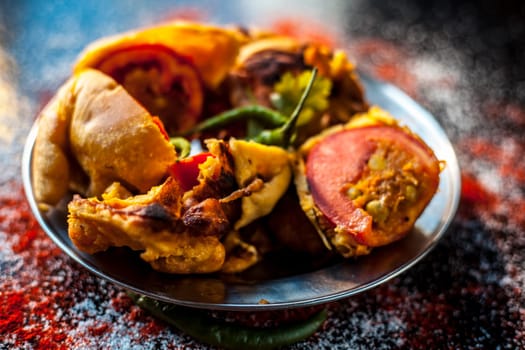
[32,69,176,208]
[67,139,245,274]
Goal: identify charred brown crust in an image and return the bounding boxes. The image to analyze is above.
[182,198,230,237]
[240,49,307,86]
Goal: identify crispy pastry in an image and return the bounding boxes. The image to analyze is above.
[75,21,245,88]
[68,139,238,274]
[32,69,176,209]
[68,178,229,274]
[228,138,292,230]
[74,21,246,133]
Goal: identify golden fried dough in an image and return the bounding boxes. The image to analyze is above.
[228,139,292,230]
[74,21,246,88]
[68,178,228,274]
[31,80,75,207]
[32,69,176,207]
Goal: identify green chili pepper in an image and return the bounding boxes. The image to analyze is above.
[180,105,288,136]
[169,137,191,158]
[251,68,318,148]
[175,68,317,149]
[129,293,327,350]
[246,118,265,139]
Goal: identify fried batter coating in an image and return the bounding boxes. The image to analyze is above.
[220,230,260,274]
[68,140,242,274]
[68,177,230,274]
[74,21,246,89]
[228,139,292,230]
[31,79,74,207]
[32,69,176,208]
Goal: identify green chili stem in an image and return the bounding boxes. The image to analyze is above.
[129,293,327,350]
[251,68,318,148]
[180,105,288,136]
[280,67,318,147]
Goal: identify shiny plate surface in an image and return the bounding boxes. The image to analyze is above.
[22,73,461,311]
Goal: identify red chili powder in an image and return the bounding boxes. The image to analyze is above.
[271,18,339,48]
[0,182,200,348]
[0,291,26,334]
[484,102,525,127]
[0,185,71,349]
[458,135,525,227]
[463,137,525,184]
[350,39,418,97]
[460,173,495,206]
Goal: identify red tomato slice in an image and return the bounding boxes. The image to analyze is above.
[169,152,214,192]
[95,43,203,134]
[305,125,440,247]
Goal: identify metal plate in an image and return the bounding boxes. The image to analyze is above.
[22,73,461,311]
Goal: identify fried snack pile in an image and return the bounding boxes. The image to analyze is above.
[31,21,441,274]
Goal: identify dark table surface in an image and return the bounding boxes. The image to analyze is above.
[1,1,524,348]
